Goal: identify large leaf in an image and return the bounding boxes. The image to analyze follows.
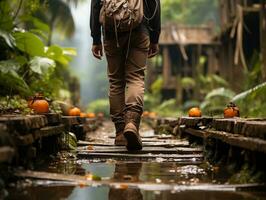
[232,82,266,103]
[45,45,76,65]
[205,87,235,100]
[0,60,30,95]
[13,32,45,56]
[29,56,56,75]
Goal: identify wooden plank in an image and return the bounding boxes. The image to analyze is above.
[78,140,190,147]
[109,135,173,139]
[185,128,266,153]
[16,170,265,192]
[0,146,15,163]
[77,152,203,159]
[77,147,203,154]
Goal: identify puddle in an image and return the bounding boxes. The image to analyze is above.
[6,156,266,200]
[5,121,266,200]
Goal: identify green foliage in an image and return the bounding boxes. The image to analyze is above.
[155,99,183,117]
[200,87,235,116]
[29,56,55,74]
[0,0,77,104]
[231,82,266,117]
[59,132,77,150]
[0,95,31,114]
[144,76,163,111]
[161,0,219,26]
[151,76,163,95]
[87,99,110,116]
[205,88,235,100]
[13,32,45,56]
[0,60,30,96]
[181,77,196,89]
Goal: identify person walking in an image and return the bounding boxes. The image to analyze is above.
[90,0,161,150]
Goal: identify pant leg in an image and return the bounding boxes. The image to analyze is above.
[124,31,150,114]
[104,39,126,124]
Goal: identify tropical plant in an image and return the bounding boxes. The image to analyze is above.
[0,0,79,114]
[231,82,266,117]
[200,87,236,116]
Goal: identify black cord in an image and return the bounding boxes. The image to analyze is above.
[143,0,158,21]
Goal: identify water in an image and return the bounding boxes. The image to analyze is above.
[5,122,266,200]
[6,159,266,200]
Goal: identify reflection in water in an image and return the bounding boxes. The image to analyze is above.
[109,163,143,200]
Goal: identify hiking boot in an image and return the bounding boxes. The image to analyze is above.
[124,112,142,151]
[114,123,126,146]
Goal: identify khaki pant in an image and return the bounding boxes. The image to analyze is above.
[104,29,150,124]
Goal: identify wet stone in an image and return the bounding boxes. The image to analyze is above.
[35,124,65,139]
[61,116,80,128]
[44,113,62,125]
[0,115,47,134]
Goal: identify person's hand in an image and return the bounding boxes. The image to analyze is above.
[148,43,159,58]
[92,44,103,60]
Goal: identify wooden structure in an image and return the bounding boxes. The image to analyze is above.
[154,24,217,103]
[217,0,266,91]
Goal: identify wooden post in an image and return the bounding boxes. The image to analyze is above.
[260,0,266,80]
[162,46,171,88]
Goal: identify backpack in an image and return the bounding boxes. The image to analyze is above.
[99,0,144,33]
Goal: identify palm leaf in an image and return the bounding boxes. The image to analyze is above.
[232,82,266,103]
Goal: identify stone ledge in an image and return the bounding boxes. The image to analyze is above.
[184,128,266,153]
[0,115,48,133]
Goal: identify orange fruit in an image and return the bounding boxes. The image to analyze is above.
[149,112,157,118]
[188,107,202,117]
[224,103,240,118]
[87,112,96,118]
[142,111,150,117]
[32,99,49,114]
[80,112,87,118]
[69,107,81,116]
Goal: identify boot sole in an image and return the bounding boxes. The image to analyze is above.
[114,141,126,146]
[124,129,142,151]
